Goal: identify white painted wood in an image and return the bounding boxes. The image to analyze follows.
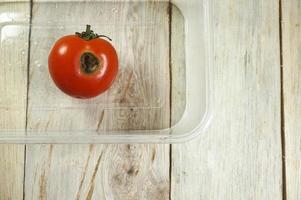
[26,144,170,200]
[0,2,29,131]
[282,0,301,199]
[171,4,185,126]
[25,1,170,199]
[0,144,25,200]
[0,2,29,199]
[171,0,283,199]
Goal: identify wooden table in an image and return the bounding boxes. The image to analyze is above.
[0,0,300,199]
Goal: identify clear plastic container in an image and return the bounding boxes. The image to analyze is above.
[0,0,212,143]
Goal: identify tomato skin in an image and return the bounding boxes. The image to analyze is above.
[48,35,118,99]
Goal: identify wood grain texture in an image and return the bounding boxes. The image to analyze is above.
[282,0,301,199]
[0,144,25,200]
[0,2,29,199]
[26,144,169,200]
[25,1,171,199]
[171,0,283,199]
[170,4,185,126]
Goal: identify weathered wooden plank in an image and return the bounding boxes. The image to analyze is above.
[0,2,29,199]
[282,0,301,199]
[170,4,185,126]
[25,1,170,199]
[171,0,282,199]
[0,144,25,200]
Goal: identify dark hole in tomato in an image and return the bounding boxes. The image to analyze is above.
[80,52,100,74]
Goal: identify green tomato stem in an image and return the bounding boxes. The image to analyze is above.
[75,24,112,41]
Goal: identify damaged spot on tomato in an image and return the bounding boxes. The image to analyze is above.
[80,52,101,74]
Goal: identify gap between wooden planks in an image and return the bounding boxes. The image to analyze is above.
[282,0,301,200]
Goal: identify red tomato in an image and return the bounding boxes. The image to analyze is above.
[48,25,118,99]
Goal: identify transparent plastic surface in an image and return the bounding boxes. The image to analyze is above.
[0,0,212,143]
